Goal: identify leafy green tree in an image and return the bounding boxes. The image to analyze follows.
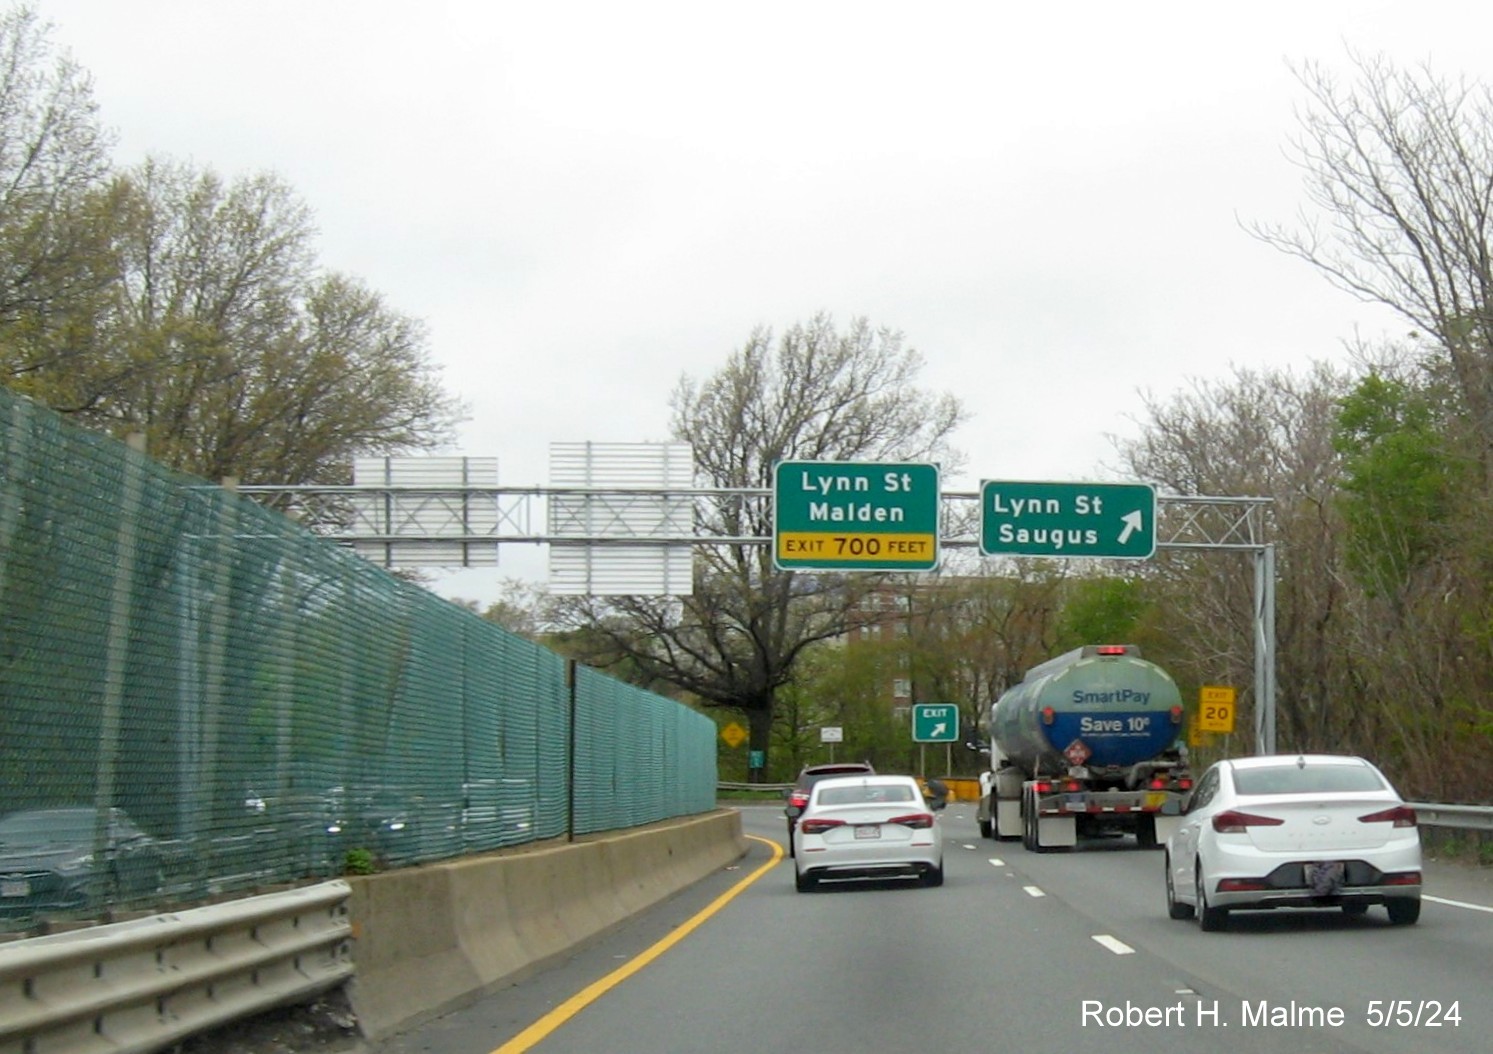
[0,6,117,375]
[11,155,462,483]
[1332,372,1467,596]
[1251,52,1493,484]
[772,638,909,778]
[1055,576,1150,651]
[1,12,461,485]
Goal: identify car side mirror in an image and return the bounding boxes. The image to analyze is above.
[785,804,803,819]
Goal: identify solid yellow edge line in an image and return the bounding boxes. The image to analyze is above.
[491,834,785,1054]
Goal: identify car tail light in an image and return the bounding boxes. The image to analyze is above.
[799,818,846,835]
[1217,878,1271,892]
[889,813,934,829]
[1359,805,1417,828]
[1381,871,1422,886]
[1211,809,1285,833]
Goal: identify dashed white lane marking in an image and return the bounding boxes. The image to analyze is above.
[1023,885,1045,898]
[987,858,1005,868]
[1092,934,1136,955]
[1425,895,1493,913]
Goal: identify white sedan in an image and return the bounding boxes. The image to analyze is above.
[1165,754,1422,931]
[788,774,946,892]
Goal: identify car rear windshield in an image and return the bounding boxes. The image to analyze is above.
[1232,764,1385,796]
[818,784,917,806]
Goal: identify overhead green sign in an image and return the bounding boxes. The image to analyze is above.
[774,460,940,571]
[980,480,1156,559]
[912,702,960,743]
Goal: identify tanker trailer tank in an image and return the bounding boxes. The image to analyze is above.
[978,645,1193,852]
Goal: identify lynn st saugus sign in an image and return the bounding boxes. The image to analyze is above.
[980,480,1157,559]
[773,460,940,571]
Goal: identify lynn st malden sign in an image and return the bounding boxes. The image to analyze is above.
[773,461,940,572]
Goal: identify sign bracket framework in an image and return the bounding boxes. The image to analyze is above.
[240,476,1276,754]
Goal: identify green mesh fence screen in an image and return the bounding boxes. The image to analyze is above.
[0,388,717,933]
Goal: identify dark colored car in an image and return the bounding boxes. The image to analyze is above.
[319,786,424,868]
[784,762,875,856]
[0,807,165,919]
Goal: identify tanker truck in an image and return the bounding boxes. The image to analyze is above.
[976,644,1192,851]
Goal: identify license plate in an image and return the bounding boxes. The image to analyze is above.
[1305,861,1346,893]
[1,880,30,898]
[854,824,881,840]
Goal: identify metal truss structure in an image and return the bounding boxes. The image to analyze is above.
[236,483,1277,754]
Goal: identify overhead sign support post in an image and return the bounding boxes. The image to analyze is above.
[773,461,940,572]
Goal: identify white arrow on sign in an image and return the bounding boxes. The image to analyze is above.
[931,722,948,738]
[1117,510,1144,545]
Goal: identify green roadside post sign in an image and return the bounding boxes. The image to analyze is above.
[773,460,940,571]
[912,703,960,743]
[980,480,1157,559]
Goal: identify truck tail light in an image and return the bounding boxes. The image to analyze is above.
[1211,810,1285,833]
[1032,780,1054,794]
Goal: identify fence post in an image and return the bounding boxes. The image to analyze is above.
[566,659,578,842]
[95,433,148,895]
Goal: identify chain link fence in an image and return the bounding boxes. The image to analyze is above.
[0,387,716,934]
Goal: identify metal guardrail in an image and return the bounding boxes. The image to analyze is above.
[1410,802,1493,831]
[0,880,352,1054]
[722,786,1493,829]
[718,782,792,793]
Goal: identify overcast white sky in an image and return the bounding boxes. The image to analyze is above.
[32,1,1493,599]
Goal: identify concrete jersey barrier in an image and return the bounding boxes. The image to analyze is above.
[346,808,747,1041]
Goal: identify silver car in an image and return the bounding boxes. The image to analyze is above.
[1164,754,1422,931]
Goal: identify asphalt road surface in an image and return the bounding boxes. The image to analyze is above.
[374,803,1493,1054]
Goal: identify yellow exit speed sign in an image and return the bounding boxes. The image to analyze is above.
[1198,685,1236,733]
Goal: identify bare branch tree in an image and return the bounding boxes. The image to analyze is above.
[1249,51,1493,475]
[556,315,966,777]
